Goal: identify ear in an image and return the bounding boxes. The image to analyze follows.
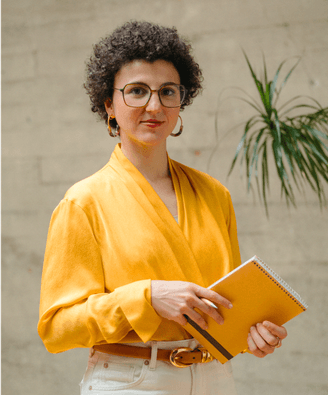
[104,99,114,116]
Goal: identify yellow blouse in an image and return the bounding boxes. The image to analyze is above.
[38,144,241,353]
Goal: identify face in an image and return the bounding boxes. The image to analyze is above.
[105,59,181,150]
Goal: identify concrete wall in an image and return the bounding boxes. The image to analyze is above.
[2,0,328,394]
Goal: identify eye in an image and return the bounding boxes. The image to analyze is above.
[125,84,149,97]
[161,86,178,97]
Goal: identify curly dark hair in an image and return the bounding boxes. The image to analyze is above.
[84,21,203,127]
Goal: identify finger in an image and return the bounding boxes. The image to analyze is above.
[247,333,266,358]
[183,294,225,329]
[196,298,224,325]
[249,326,275,355]
[256,323,281,347]
[183,307,209,330]
[263,321,288,340]
[196,287,233,310]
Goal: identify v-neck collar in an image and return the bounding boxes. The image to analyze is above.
[110,144,181,227]
[107,144,206,286]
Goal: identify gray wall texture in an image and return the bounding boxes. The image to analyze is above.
[2,0,328,394]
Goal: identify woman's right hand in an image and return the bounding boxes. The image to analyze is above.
[151,280,233,330]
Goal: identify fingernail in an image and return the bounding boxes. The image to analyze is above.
[228,303,233,309]
[250,326,255,331]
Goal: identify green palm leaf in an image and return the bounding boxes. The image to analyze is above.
[228,53,328,214]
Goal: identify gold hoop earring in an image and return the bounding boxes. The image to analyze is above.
[170,115,183,137]
[107,115,120,137]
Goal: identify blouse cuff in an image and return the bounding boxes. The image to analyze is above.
[114,279,162,343]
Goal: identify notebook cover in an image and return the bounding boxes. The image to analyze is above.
[184,256,307,364]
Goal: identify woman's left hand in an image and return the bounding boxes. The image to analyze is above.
[247,321,287,358]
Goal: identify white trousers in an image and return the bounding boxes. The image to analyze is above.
[80,339,237,395]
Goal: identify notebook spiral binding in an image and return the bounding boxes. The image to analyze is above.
[251,256,308,311]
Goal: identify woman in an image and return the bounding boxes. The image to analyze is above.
[38,21,287,394]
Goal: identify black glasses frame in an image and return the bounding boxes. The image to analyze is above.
[113,82,187,108]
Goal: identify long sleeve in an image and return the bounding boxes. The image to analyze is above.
[226,192,242,271]
[37,199,162,353]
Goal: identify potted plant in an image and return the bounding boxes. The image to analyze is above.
[224,53,328,215]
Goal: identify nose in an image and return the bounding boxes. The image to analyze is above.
[145,91,162,113]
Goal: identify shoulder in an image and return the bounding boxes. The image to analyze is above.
[171,159,235,222]
[61,161,115,210]
[171,159,231,198]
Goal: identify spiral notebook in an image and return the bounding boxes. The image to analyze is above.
[184,256,308,364]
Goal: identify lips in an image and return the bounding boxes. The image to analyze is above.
[142,119,163,124]
[141,119,164,128]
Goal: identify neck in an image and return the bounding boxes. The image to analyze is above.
[120,141,169,182]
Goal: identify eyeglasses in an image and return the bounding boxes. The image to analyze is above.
[113,83,187,108]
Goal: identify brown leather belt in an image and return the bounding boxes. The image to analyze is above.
[93,343,215,368]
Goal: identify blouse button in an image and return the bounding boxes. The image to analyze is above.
[144,360,149,365]
[104,363,108,368]
[89,385,92,390]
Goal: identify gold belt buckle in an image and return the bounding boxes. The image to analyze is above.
[169,347,214,368]
[169,347,193,368]
[196,347,215,363]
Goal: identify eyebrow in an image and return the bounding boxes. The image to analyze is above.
[128,81,179,87]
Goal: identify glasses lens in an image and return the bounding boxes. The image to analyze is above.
[159,84,185,108]
[122,83,186,108]
[123,84,151,107]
